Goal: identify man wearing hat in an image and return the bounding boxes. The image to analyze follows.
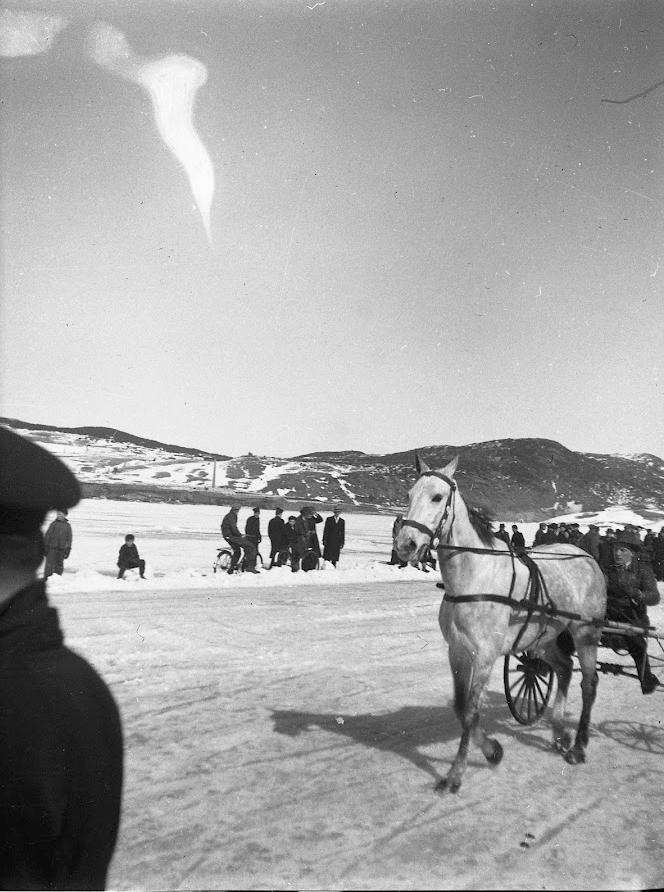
[0,427,123,888]
[322,505,345,567]
[579,524,601,562]
[267,507,288,569]
[43,507,73,577]
[603,527,660,694]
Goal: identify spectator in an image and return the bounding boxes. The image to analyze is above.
[557,524,571,544]
[245,506,262,553]
[653,528,664,581]
[603,528,660,694]
[117,534,146,579]
[0,426,123,889]
[307,508,323,558]
[292,507,315,573]
[285,515,299,572]
[568,523,582,546]
[598,528,617,571]
[267,507,288,569]
[578,524,601,561]
[388,513,407,566]
[642,529,656,566]
[322,505,345,567]
[43,508,72,577]
[542,523,558,544]
[532,523,547,547]
[221,504,258,574]
[495,523,510,545]
[510,524,525,552]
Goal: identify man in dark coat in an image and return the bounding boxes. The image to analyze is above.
[603,529,660,694]
[388,514,407,566]
[510,524,525,553]
[542,522,559,544]
[221,504,258,573]
[579,524,601,561]
[532,523,547,547]
[0,426,123,889]
[245,507,262,553]
[322,506,345,566]
[43,508,72,577]
[267,507,288,569]
[284,516,299,572]
[117,533,146,579]
[495,523,510,545]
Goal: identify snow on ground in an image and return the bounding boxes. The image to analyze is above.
[42,499,664,890]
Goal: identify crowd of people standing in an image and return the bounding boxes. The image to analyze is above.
[220,503,345,573]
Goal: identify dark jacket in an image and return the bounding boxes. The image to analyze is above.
[495,529,510,545]
[510,530,525,550]
[245,515,261,543]
[44,517,72,556]
[221,511,241,542]
[117,542,141,569]
[0,581,123,890]
[604,557,660,625]
[307,513,323,557]
[268,516,287,549]
[323,516,345,561]
[293,516,310,556]
[532,528,547,547]
[579,530,601,561]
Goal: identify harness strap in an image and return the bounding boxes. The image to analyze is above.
[443,592,604,627]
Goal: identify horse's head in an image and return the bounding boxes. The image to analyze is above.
[395,453,459,564]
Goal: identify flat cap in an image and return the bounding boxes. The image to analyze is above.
[0,427,80,531]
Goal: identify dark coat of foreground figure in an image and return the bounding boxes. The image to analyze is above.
[0,581,123,889]
[0,426,123,890]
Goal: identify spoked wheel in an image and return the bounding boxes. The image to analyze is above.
[504,650,555,725]
[213,549,233,573]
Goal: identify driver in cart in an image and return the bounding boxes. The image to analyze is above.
[603,528,660,694]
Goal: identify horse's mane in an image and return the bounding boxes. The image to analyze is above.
[467,506,497,546]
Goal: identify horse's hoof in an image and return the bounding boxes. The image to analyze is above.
[435,777,461,795]
[553,732,571,754]
[564,748,586,765]
[486,739,503,766]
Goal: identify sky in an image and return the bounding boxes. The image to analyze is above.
[1,0,662,459]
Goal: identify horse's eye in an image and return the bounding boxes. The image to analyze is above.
[432,494,443,503]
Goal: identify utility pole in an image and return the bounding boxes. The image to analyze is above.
[212,460,217,488]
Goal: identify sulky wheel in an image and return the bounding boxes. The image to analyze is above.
[503,650,555,725]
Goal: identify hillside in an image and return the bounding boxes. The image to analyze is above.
[3,418,664,521]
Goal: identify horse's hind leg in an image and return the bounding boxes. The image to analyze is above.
[539,633,574,753]
[565,634,599,765]
[437,649,502,795]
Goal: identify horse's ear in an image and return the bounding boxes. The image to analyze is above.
[415,452,430,475]
[441,455,459,478]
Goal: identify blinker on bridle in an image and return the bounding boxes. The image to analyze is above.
[400,471,457,543]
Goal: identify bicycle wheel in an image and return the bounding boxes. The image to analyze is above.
[214,549,233,573]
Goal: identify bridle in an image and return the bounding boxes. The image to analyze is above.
[400,471,457,546]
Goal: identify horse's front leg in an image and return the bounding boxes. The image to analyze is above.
[437,652,502,795]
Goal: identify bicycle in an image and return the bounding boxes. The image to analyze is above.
[213,547,264,574]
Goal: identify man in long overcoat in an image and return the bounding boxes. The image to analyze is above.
[322,506,345,566]
[0,427,123,889]
[267,507,288,568]
[43,508,72,576]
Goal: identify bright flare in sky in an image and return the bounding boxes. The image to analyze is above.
[0,12,215,243]
[88,22,215,243]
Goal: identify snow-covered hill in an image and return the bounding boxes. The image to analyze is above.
[3,418,664,521]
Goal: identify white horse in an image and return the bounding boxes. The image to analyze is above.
[395,454,607,794]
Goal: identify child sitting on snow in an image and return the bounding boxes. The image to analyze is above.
[117,534,146,579]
